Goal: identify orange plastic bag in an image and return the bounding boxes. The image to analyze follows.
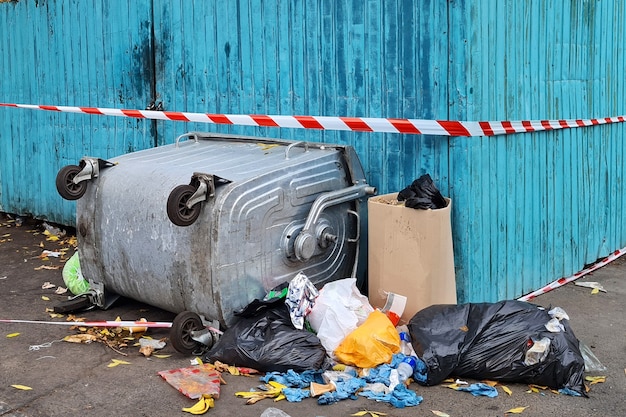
[334,310,400,368]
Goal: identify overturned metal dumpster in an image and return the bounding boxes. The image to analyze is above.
[56,133,375,343]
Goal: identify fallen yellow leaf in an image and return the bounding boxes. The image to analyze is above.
[34,265,61,270]
[591,288,600,294]
[63,334,97,344]
[154,354,171,359]
[506,406,528,414]
[585,376,606,384]
[502,385,513,396]
[481,380,498,387]
[11,384,33,390]
[49,313,64,318]
[107,359,131,368]
[6,333,20,338]
[431,411,450,417]
[41,296,50,301]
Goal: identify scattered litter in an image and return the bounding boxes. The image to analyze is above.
[446,382,498,398]
[307,277,374,357]
[107,359,131,368]
[235,381,286,404]
[585,376,606,385]
[11,384,33,391]
[182,395,214,415]
[35,356,56,360]
[548,307,570,321]
[190,357,203,366]
[260,408,292,417]
[159,363,222,400]
[204,303,326,372]
[35,265,61,271]
[334,310,400,369]
[54,287,68,295]
[408,301,587,396]
[574,281,606,292]
[397,173,447,209]
[379,291,406,326]
[524,337,551,365]
[29,339,63,351]
[285,272,319,330]
[138,337,166,357]
[63,334,97,344]
[351,410,388,417]
[62,252,90,295]
[505,406,528,414]
[431,411,450,417]
[6,332,20,338]
[579,341,607,372]
[40,250,61,258]
[0,276,7,280]
[43,222,66,238]
[41,282,56,289]
[455,379,468,385]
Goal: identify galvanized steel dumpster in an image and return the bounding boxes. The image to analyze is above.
[58,132,375,330]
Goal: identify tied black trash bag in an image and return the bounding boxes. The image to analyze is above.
[203,303,326,373]
[397,174,447,209]
[408,300,587,396]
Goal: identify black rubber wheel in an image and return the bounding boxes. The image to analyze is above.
[169,311,204,354]
[56,165,88,200]
[167,184,201,226]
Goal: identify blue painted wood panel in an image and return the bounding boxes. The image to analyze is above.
[448,0,626,301]
[0,0,156,225]
[1,0,625,304]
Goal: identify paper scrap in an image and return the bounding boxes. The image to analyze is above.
[574,281,606,292]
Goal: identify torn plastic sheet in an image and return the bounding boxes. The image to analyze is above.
[158,364,222,400]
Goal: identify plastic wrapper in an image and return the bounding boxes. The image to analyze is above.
[307,278,374,357]
[203,304,326,373]
[408,300,587,396]
[397,174,447,209]
[62,252,90,295]
[334,310,400,368]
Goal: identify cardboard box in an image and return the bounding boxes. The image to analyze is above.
[367,193,456,324]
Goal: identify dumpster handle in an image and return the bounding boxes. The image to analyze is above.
[175,132,200,147]
[346,210,359,243]
[293,184,376,262]
[285,141,309,159]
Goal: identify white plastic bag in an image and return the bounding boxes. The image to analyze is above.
[307,278,374,356]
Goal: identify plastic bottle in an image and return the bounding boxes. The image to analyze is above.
[399,332,415,356]
[396,356,417,382]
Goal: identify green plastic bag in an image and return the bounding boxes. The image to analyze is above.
[63,252,90,295]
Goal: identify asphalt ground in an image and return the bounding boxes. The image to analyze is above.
[0,212,624,417]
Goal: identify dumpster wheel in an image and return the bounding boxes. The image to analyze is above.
[170,311,204,354]
[167,184,202,226]
[56,165,88,200]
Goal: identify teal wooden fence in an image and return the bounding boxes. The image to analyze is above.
[1,0,624,303]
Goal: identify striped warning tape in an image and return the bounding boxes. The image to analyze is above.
[517,246,626,301]
[1,102,625,137]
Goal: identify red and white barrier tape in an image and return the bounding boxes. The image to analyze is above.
[1,102,625,137]
[517,247,626,301]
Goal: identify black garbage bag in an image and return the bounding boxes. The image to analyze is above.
[408,300,587,396]
[397,174,447,209]
[203,304,326,373]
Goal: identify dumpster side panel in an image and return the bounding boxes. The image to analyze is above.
[78,138,361,325]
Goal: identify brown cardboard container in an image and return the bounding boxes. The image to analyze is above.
[367,193,456,324]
